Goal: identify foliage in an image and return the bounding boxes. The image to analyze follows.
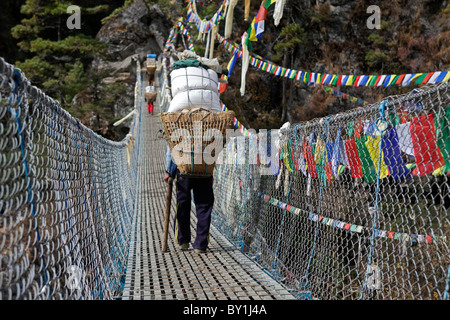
[365,50,390,69]
[273,24,306,62]
[61,61,90,104]
[28,35,106,57]
[196,1,220,20]
[368,33,384,46]
[67,67,130,126]
[11,0,119,134]
[310,2,332,25]
[193,43,206,57]
[15,56,55,88]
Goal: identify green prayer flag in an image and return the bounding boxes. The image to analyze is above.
[369,75,378,86]
[436,104,450,170]
[304,72,309,83]
[331,75,338,86]
[414,73,427,84]
[390,112,401,127]
[346,121,354,137]
[355,136,377,183]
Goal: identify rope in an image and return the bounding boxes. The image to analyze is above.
[358,100,388,300]
[444,264,450,300]
[0,57,143,299]
[11,69,51,297]
[236,144,252,249]
[272,166,293,274]
[299,117,330,295]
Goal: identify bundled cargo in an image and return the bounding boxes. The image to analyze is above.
[145,85,157,101]
[167,59,222,113]
[161,53,234,176]
[146,53,157,75]
[170,66,218,97]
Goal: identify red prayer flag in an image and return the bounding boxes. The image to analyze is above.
[354,120,363,138]
[303,140,318,178]
[410,114,445,176]
[395,74,406,85]
[324,162,333,185]
[344,139,363,178]
[400,108,408,124]
[422,72,434,84]
[375,75,382,86]
[219,75,228,93]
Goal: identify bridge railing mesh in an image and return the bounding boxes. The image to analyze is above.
[158,56,171,114]
[0,57,143,299]
[212,83,450,300]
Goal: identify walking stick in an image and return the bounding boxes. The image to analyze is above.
[162,177,173,252]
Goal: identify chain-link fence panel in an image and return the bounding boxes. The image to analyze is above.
[212,83,450,300]
[0,57,143,300]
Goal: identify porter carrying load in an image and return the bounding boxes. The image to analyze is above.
[161,51,234,177]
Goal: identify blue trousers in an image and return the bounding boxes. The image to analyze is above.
[174,171,214,251]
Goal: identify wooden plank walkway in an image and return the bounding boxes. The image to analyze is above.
[121,72,297,300]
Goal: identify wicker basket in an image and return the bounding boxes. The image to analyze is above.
[145,92,157,101]
[160,108,235,177]
[146,58,156,75]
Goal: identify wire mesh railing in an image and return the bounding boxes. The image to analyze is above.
[212,83,450,300]
[0,57,144,300]
[158,56,172,114]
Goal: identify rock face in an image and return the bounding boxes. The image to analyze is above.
[82,0,173,139]
[90,0,173,112]
[96,0,171,64]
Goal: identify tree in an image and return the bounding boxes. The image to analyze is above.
[0,0,25,62]
[273,23,306,123]
[11,0,109,104]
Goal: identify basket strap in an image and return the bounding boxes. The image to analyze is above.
[187,107,213,121]
[175,112,184,122]
[201,111,215,122]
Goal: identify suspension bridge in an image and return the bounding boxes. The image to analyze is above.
[120,63,297,300]
[1,52,449,301]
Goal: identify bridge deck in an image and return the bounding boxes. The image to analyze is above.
[121,74,297,300]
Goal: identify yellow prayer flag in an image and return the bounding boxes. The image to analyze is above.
[387,75,397,86]
[443,72,450,83]
[346,75,353,86]
[314,137,326,164]
[365,136,389,179]
[316,73,321,84]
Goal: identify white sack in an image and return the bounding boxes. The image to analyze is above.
[168,89,222,113]
[170,67,218,97]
